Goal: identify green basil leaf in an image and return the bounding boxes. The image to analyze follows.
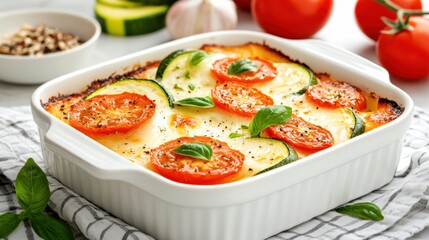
[30,213,74,240]
[229,133,244,139]
[249,106,292,137]
[0,212,22,238]
[174,96,215,108]
[335,202,384,221]
[227,59,259,75]
[15,158,50,213]
[241,125,249,129]
[188,51,208,66]
[173,142,213,161]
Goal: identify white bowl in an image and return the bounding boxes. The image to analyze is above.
[0,8,100,85]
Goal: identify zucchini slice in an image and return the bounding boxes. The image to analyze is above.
[96,0,175,8]
[94,3,168,36]
[266,62,317,96]
[96,0,145,8]
[128,0,176,5]
[155,49,192,80]
[155,49,217,101]
[85,78,174,108]
[255,140,298,175]
[294,64,317,94]
[228,138,299,176]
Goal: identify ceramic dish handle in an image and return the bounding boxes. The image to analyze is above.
[298,40,390,83]
[44,122,135,176]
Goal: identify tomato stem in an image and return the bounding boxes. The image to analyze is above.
[375,0,428,34]
[404,15,410,26]
[374,0,429,16]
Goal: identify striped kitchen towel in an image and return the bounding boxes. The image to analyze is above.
[0,106,428,240]
[0,106,153,240]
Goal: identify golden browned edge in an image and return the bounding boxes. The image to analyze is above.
[42,61,160,107]
[43,61,160,124]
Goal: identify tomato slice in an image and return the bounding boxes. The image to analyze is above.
[305,79,367,111]
[266,115,334,152]
[211,82,274,117]
[211,57,277,83]
[69,92,156,135]
[366,98,403,124]
[150,136,245,184]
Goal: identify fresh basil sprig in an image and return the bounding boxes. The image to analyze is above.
[335,202,384,221]
[174,96,215,108]
[174,142,213,161]
[188,51,208,66]
[0,158,74,239]
[228,59,259,75]
[249,106,292,137]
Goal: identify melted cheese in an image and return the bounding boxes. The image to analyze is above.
[45,44,392,184]
[88,51,356,173]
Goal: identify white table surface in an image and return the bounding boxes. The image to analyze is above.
[1,0,428,239]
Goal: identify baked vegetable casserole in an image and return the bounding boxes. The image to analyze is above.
[43,43,403,185]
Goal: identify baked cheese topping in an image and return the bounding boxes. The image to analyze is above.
[44,43,403,185]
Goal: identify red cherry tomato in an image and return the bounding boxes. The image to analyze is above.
[355,0,422,41]
[211,57,277,84]
[69,92,156,135]
[251,0,333,39]
[233,0,251,11]
[150,136,245,184]
[211,82,274,118]
[377,17,429,81]
[266,115,334,152]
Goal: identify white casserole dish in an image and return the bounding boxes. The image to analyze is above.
[31,31,414,240]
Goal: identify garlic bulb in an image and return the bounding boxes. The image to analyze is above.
[166,0,238,39]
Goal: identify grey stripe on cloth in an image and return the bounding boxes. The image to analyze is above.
[1,106,429,240]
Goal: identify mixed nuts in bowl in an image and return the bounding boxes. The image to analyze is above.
[0,8,100,85]
[0,23,83,56]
